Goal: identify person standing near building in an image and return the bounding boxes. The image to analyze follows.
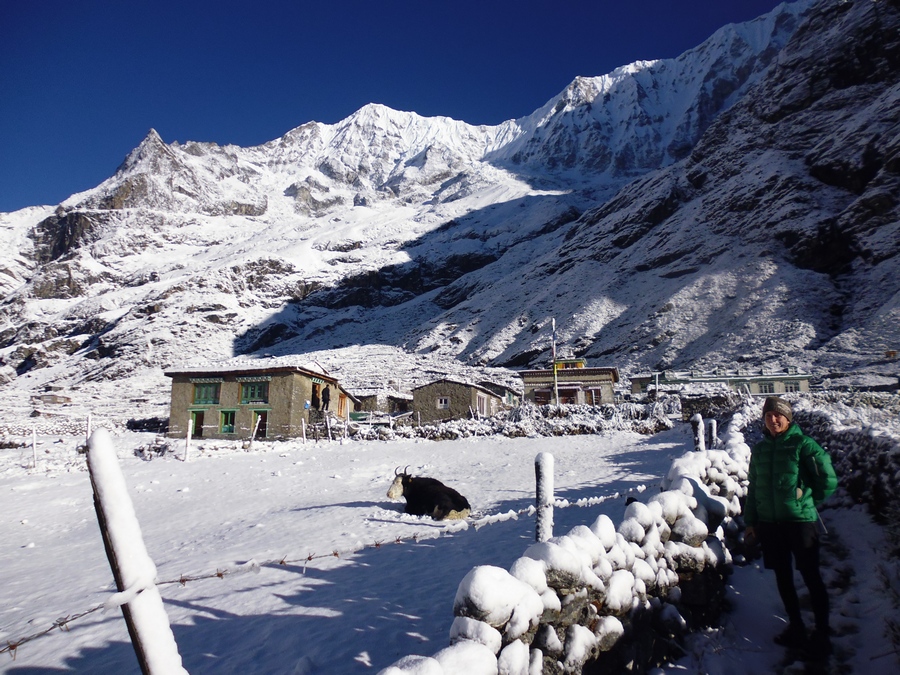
[322,385,331,411]
[744,396,838,655]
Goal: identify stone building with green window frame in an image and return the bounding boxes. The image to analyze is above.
[629,366,811,396]
[164,360,357,440]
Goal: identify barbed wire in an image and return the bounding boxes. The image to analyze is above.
[0,482,650,659]
[2,604,105,660]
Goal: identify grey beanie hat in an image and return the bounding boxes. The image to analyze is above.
[762,396,793,422]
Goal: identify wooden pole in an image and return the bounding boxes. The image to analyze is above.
[86,429,186,674]
[90,477,151,674]
[184,418,192,462]
[249,413,262,450]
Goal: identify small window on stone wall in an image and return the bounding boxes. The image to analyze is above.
[220,410,236,434]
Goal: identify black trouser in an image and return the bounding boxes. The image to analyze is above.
[756,521,829,631]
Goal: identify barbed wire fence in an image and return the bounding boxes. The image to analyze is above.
[0,481,651,660]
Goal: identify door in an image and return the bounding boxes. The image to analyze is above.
[191,411,204,438]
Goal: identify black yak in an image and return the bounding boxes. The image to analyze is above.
[386,466,471,520]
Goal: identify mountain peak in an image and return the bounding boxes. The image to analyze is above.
[117,128,176,175]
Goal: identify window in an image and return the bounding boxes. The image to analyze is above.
[241,381,269,404]
[785,381,800,393]
[193,382,220,405]
[437,397,450,410]
[759,382,775,394]
[220,410,236,434]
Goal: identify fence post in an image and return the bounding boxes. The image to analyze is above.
[31,426,37,469]
[535,452,554,542]
[690,413,706,452]
[249,413,261,450]
[86,428,187,674]
[184,419,192,462]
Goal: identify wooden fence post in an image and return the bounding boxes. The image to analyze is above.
[184,418,192,462]
[249,413,262,450]
[535,452,554,542]
[86,428,187,674]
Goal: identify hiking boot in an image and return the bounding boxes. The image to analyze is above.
[806,629,832,658]
[773,624,808,649]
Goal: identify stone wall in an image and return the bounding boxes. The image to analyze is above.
[380,412,752,674]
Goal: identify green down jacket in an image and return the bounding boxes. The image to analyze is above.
[744,422,838,525]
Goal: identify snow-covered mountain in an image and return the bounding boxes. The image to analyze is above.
[0,0,897,420]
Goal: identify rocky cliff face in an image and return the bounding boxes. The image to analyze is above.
[0,0,896,412]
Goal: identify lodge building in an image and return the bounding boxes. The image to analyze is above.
[164,360,355,440]
[519,358,619,405]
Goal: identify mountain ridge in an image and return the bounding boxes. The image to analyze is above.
[0,0,897,423]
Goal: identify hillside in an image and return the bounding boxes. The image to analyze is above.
[0,0,897,424]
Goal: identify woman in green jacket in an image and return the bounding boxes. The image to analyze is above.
[744,396,838,655]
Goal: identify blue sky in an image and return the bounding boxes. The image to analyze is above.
[1,0,792,213]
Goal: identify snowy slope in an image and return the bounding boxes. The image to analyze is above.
[1,0,898,426]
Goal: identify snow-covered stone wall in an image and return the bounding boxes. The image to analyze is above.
[783,393,900,517]
[379,412,753,675]
[381,392,900,674]
[351,402,673,443]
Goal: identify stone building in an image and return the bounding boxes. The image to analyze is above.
[411,379,505,424]
[519,358,619,405]
[630,366,811,396]
[164,360,355,440]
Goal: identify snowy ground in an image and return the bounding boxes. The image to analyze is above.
[0,422,897,674]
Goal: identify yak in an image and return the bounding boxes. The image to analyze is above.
[386,466,471,521]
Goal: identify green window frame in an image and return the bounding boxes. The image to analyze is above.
[241,381,269,404]
[193,382,220,405]
[220,410,236,434]
[759,381,775,394]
